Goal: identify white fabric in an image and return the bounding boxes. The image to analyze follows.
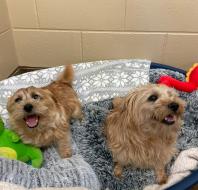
[144,148,198,190]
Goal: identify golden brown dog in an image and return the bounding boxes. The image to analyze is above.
[104,84,185,184]
[7,65,82,158]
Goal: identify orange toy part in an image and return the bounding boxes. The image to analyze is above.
[186,63,198,86]
[158,63,198,93]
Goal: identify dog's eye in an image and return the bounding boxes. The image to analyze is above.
[32,94,40,100]
[148,95,158,102]
[15,97,22,103]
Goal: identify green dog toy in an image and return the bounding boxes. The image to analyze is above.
[0,118,43,168]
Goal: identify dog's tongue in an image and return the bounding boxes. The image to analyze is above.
[164,115,175,123]
[25,115,38,128]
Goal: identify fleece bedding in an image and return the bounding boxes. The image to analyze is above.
[0,60,197,190]
[70,69,198,190]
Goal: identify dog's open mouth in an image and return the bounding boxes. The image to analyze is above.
[162,114,176,125]
[24,115,39,128]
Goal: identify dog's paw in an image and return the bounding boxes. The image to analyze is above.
[60,148,72,158]
[114,163,123,178]
[78,113,84,122]
[156,174,168,185]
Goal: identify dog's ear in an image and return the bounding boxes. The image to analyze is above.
[114,91,138,112]
[113,97,127,112]
[42,89,58,104]
[113,97,123,107]
[178,99,186,118]
[124,90,138,112]
[113,91,137,112]
[6,97,12,112]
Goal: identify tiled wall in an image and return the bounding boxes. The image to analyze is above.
[0,0,18,80]
[5,0,198,69]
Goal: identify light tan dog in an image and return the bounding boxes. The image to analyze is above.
[104,84,185,184]
[7,65,82,158]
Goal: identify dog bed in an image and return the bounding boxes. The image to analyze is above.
[0,60,197,190]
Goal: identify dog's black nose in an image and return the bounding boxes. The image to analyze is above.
[24,104,33,113]
[168,102,179,112]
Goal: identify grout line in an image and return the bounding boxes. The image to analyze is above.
[5,0,19,68]
[14,27,127,32]
[80,32,84,62]
[0,28,10,37]
[124,0,127,30]
[12,28,198,35]
[34,0,40,28]
[161,33,168,63]
[10,28,20,67]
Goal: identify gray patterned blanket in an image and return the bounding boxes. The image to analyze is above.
[0,61,197,190]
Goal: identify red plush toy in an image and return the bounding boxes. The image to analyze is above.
[158,63,198,93]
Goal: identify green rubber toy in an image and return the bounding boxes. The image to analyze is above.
[0,118,43,168]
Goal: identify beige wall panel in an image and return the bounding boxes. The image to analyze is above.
[126,0,198,32]
[82,32,166,63]
[36,0,125,30]
[0,0,10,33]
[0,31,18,80]
[163,34,198,70]
[3,0,198,71]
[6,0,38,28]
[13,30,82,67]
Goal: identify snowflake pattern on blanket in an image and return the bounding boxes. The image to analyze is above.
[0,59,150,127]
